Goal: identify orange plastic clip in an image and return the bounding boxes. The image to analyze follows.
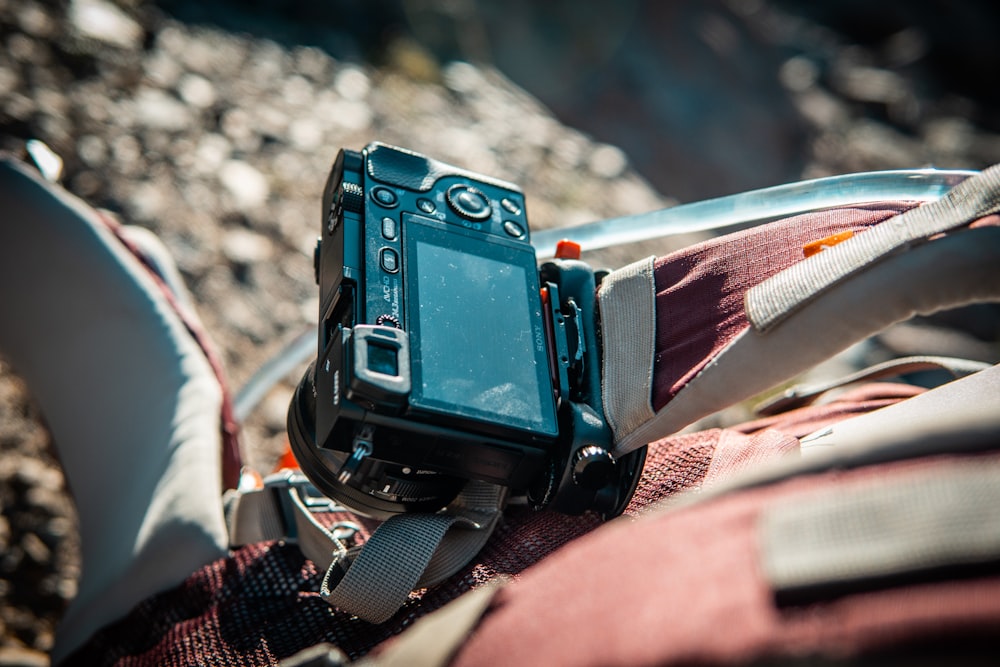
[803,230,854,257]
[554,239,582,260]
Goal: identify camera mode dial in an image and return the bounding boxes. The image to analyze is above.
[446,184,492,221]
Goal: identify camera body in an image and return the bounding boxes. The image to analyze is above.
[287,143,644,519]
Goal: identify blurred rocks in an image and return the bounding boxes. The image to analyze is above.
[390,0,1000,197]
[68,0,144,49]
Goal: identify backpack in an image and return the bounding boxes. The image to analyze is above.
[70,166,1000,666]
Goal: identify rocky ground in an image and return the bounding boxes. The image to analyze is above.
[1,0,999,662]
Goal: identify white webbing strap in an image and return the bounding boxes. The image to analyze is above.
[759,461,1000,601]
[597,255,657,438]
[227,476,506,624]
[747,164,1000,331]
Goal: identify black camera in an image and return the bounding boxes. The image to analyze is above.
[287,143,645,520]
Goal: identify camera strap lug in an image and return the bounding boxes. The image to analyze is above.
[337,424,375,484]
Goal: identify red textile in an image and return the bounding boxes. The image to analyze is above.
[652,203,915,410]
[452,451,1000,667]
[65,385,941,666]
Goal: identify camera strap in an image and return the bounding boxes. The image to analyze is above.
[227,474,507,623]
[597,163,1000,457]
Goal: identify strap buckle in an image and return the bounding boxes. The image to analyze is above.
[262,469,360,544]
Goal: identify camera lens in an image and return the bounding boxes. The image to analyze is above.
[446,184,492,221]
[287,365,463,519]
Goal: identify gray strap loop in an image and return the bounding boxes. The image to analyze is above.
[227,476,507,625]
[322,481,506,623]
[321,512,458,623]
[225,487,287,546]
[747,164,1000,332]
[597,255,657,440]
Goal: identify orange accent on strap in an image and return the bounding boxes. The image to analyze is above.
[803,230,854,257]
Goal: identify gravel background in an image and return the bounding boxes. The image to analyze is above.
[1,0,999,662]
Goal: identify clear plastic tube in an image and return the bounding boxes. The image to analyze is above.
[532,168,977,258]
[233,327,315,424]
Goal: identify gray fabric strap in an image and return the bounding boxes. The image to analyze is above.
[0,157,230,662]
[322,512,459,623]
[228,477,506,624]
[658,364,1000,516]
[754,355,991,416]
[597,255,657,440]
[747,164,1000,332]
[759,461,1000,597]
[322,481,506,623]
[225,488,287,546]
[615,226,1000,456]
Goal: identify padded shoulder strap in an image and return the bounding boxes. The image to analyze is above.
[600,165,1000,455]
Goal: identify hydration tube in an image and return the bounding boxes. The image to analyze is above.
[233,328,315,423]
[532,168,977,259]
[235,167,977,421]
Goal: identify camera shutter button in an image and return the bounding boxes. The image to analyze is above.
[446,184,492,221]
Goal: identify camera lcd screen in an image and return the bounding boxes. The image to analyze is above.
[404,216,558,437]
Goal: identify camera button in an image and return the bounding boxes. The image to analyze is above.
[446,184,491,221]
[371,187,398,208]
[381,216,398,241]
[503,220,526,239]
[416,198,436,214]
[380,248,400,273]
[500,197,522,215]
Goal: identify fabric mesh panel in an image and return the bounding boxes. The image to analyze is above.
[66,387,922,665]
[64,429,726,666]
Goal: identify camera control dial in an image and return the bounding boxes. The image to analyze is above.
[571,445,615,490]
[446,184,492,221]
[340,182,365,214]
